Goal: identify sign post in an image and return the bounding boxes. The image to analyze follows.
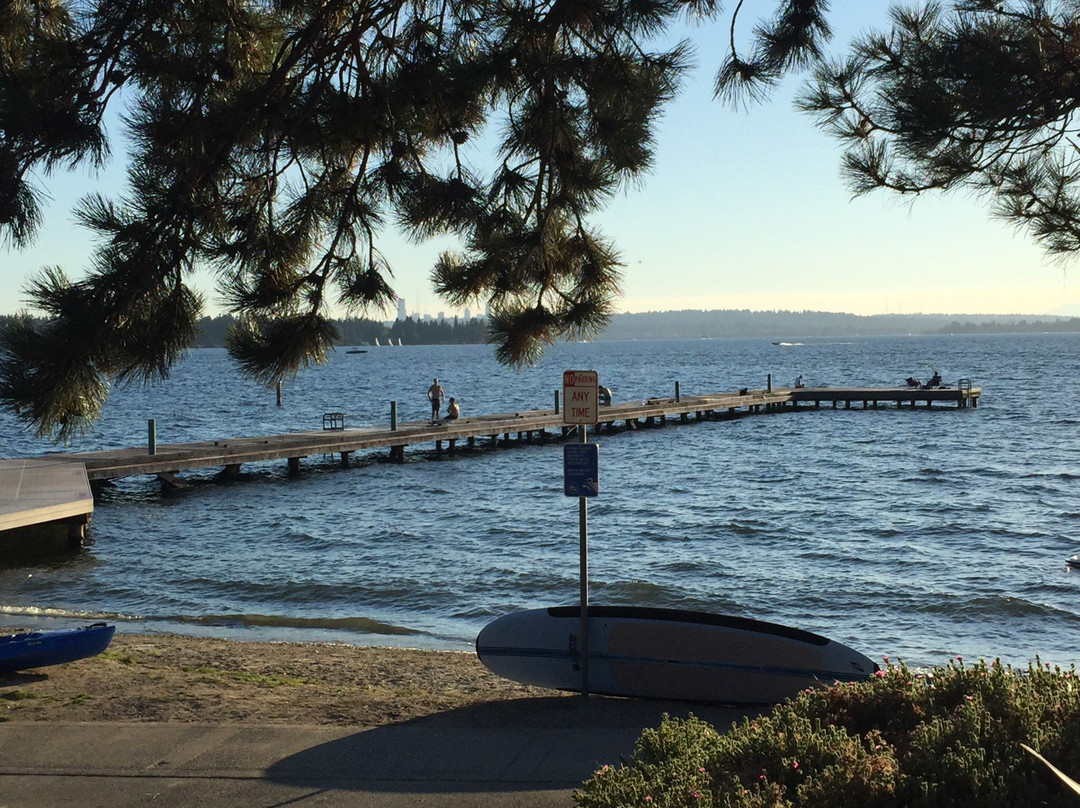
[562,370,598,697]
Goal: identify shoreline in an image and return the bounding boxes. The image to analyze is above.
[0,631,564,725]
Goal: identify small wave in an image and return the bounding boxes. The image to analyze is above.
[0,605,138,622]
[913,594,1076,622]
[0,605,418,636]
[173,613,420,636]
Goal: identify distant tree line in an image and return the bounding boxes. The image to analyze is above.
[935,319,1080,335]
[6,311,1080,357]
[599,310,1080,340]
[189,315,488,348]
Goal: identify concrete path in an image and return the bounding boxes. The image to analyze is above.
[0,697,756,807]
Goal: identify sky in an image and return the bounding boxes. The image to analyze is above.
[4,1,1078,321]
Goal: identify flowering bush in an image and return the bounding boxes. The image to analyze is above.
[574,658,1080,807]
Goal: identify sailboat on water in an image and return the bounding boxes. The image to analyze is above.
[374,337,380,347]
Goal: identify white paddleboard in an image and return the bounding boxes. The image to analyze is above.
[476,606,877,704]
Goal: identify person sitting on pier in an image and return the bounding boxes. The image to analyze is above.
[925,370,942,388]
[598,386,612,406]
[794,375,805,388]
[905,376,921,387]
[444,397,460,420]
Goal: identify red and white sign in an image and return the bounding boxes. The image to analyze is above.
[563,370,599,425]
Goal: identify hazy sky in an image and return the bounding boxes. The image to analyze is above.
[4,2,1076,320]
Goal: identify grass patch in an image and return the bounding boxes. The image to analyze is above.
[101,650,136,665]
[181,666,311,687]
[1,689,40,701]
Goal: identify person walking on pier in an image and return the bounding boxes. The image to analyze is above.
[428,378,445,423]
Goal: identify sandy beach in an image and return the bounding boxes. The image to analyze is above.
[0,632,565,725]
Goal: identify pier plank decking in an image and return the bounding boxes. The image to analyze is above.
[0,384,979,543]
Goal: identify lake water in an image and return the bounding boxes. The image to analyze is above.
[2,333,1079,672]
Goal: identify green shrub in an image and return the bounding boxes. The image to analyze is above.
[575,658,1080,808]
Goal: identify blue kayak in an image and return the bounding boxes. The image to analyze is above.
[0,623,116,674]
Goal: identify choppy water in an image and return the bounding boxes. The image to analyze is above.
[2,333,1079,671]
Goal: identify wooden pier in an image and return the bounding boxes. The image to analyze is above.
[0,383,979,545]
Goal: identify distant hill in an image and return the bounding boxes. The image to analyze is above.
[598,310,1080,340]
[2,310,1077,352]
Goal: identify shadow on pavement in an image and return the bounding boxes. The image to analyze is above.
[264,694,764,794]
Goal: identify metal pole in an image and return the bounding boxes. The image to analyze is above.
[579,422,589,698]
[276,380,283,406]
[767,373,772,393]
[675,380,680,402]
[390,401,398,431]
[554,390,560,414]
[147,419,157,456]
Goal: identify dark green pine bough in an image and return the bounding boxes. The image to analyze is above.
[2,1,1078,440]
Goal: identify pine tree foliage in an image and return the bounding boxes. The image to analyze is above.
[3,0,761,439]
[793,1,1080,259]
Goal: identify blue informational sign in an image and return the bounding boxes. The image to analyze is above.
[564,443,599,497]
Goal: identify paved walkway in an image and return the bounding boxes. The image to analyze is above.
[0,698,756,807]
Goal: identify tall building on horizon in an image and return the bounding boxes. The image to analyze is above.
[396,297,406,321]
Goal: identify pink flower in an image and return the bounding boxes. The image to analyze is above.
[874,670,887,678]
[883,655,889,663]
[698,767,706,773]
[793,761,800,770]
[691,791,701,799]
[956,655,963,661]
[645,797,652,803]
[965,695,974,701]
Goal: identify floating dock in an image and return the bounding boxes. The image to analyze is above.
[0,458,94,546]
[0,383,979,545]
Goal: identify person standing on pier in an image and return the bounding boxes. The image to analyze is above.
[428,378,445,423]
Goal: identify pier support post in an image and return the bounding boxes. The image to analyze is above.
[390,401,398,431]
[675,381,680,402]
[388,445,404,462]
[554,390,560,414]
[216,463,242,482]
[148,419,157,456]
[157,471,188,492]
[767,374,772,393]
[287,456,301,476]
[66,516,88,549]
[276,380,282,407]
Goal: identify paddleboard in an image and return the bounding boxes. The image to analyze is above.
[476,606,876,704]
